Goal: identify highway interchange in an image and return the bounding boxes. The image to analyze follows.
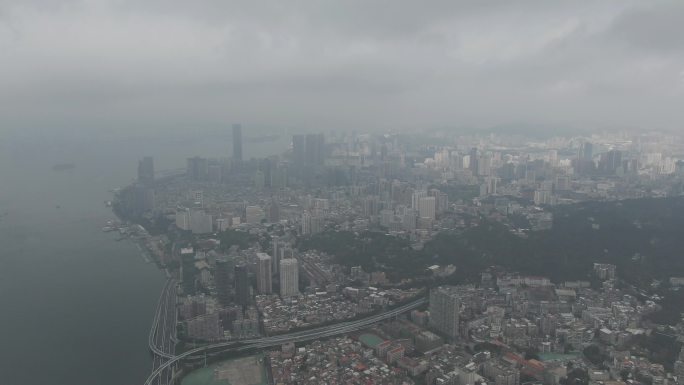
[143,282,427,385]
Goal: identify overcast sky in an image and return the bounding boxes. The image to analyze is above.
[1,0,683,136]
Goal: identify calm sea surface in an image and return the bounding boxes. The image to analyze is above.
[0,132,288,385]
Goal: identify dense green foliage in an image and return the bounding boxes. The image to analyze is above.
[561,368,589,385]
[304,197,684,284]
[433,184,480,202]
[631,330,682,371]
[646,289,684,325]
[298,231,417,278]
[582,345,607,366]
[218,230,254,251]
[301,197,684,321]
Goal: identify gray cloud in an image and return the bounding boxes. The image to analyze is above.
[607,2,684,52]
[0,0,683,136]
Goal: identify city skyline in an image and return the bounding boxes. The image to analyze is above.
[3,1,684,385]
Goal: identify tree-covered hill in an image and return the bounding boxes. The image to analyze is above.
[300,196,684,287]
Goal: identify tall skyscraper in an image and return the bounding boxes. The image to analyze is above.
[292,134,306,166]
[292,133,325,167]
[301,210,312,235]
[305,133,325,165]
[233,123,243,162]
[578,141,593,162]
[600,149,623,174]
[271,236,281,274]
[279,258,299,298]
[429,286,461,339]
[187,156,209,181]
[234,264,251,306]
[266,199,280,222]
[137,156,154,185]
[215,260,232,305]
[576,141,594,174]
[256,253,272,294]
[469,148,479,174]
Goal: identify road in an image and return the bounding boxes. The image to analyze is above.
[143,296,427,385]
[148,278,178,385]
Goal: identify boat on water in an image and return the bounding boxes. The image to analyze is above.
[102,226,116,232]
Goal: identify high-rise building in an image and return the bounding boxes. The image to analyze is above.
[301,210,312,235]
[175,208,191,230]
[234,264,251,306]
[254,170,265,190]
[279,258,299,298]
[478,154,492,176]
[469,148,479,174]
[214,260,232,305]
[578,141,593,162]
[271,236,281,273]
[292,133,325,167]
[600,149,623,175]
[418,196,436,220]
[305,133,325,165]
[402,210,416,231]
[576,141,594,174]
[429,286,461,339]
[412,190,428,210]
[429,189,449,214]
[555,175,571,191]
[187,156,209,181]
[266,199,280,222]
[256,253,272,294]
[363,196,380,216]
[292,134,306,166]
[480,177,498,197]
[310,214,324,235]
[300,210,323,235]
[137,156,154,185]
[232,123,243,162]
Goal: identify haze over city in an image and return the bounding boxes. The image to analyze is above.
[2,0,684,136]
[3,2,684,385]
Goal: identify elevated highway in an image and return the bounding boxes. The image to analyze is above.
[143,296,427,385]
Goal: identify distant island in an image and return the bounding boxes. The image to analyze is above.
[51,163,75,171]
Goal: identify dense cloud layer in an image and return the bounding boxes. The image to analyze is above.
[1,0,683,135]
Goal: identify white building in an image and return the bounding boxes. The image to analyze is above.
[418,196,436,220]
[256,253,272,294]
[279,258,299,298]
[301,211,323,235]
[412,190,428,210]
[175,208,191,230]
[301,211,312,235]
